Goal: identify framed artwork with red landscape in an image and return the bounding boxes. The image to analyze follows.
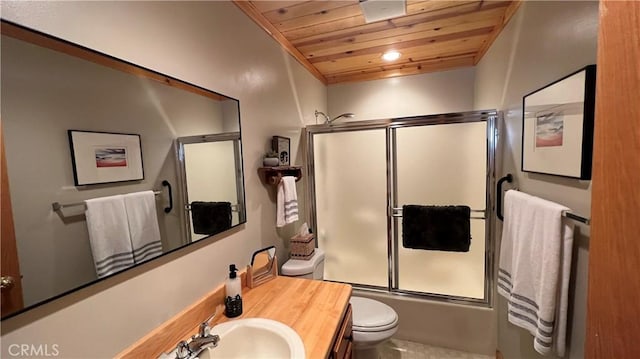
[521,65,596,180]
[68,130,144,185]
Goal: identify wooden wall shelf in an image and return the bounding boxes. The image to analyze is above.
[258,166,302,185]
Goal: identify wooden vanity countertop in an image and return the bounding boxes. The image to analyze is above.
[214,276,352,358]
[117,275,352,359]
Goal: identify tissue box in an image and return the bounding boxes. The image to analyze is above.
[290,233,316,260]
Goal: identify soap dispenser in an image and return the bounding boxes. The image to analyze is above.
[224,264,242,318]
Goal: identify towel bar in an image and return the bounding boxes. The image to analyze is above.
[258,166,302,185]
[52,181,173,213]
[392,207,485,213]
[496,173,591,225]
[391,207,486,220]
[184,203,241,213]
[391,213,486,219]
[562,211,591,225]
[391,213,487,219]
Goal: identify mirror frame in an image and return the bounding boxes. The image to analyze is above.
[176,132,247,243]
[0,20,246,319]
[250,246,276,265]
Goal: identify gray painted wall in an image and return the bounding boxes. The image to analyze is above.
[474,2,598,358]
[328,67,476,120]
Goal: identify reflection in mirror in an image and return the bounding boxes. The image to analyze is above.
[251,246,276,278]
[178,133,246,243]
[0,22,246,318]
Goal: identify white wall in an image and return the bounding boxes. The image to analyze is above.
[474,2,598,358]
[328,67,476,121]
[0,1,325,358]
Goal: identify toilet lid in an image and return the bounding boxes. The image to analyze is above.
[350,296,399,332]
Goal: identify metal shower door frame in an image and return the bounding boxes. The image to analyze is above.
[175,132,246,244]
[306,110,498,306]
[306,110,498,307]
[387,113,497,306]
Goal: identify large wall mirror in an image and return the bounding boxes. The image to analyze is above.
[0,21,246,318]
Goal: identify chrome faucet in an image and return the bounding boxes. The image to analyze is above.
[188,318,220,353]
[173,306,222,359]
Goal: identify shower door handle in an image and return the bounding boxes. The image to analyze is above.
[162,180,173,213]
[496,174,513,221]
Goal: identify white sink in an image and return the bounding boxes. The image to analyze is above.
[197,318,305,359]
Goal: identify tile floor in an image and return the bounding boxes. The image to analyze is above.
[378,339,494,359]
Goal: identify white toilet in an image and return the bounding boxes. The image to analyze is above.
[281,248,399,359]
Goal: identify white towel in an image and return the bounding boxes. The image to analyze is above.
[498,190,574,357]
[85,195,135,278]
[277,176,298,227]
[123,191,163,264]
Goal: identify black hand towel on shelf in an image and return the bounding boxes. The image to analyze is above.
[191,201,232,235]
[402,205,471,252]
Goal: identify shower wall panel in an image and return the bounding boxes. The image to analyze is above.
[313,129,388,287]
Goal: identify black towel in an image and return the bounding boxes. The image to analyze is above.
[191,201,232,235]
[402,205,471,252]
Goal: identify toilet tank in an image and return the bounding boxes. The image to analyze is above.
[281,248,325,280]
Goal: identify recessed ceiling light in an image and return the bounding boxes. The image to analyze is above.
[382,51,401,61]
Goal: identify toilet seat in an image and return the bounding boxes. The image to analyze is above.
[350,296,399,333]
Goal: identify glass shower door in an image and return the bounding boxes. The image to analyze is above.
[313,129,388,287]
[394,122,487,299]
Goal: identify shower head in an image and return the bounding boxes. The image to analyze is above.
[331,113,355,124]
[315,110,355,125]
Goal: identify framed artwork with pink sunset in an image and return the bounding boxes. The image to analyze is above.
[521,65,596,180]
[68,130,144,185]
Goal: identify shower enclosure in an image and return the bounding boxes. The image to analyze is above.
[306,110,497,305]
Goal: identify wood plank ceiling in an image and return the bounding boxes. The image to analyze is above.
[234,0,520,84]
